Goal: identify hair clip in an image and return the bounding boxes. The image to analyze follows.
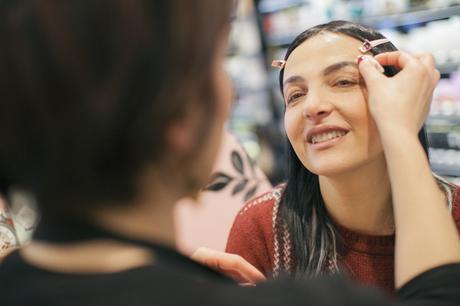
[271,60,286,69]
[359,38,390,53]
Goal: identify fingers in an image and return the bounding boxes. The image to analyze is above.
[357,55,386,89]
[374,51,417,69]
[374,51,440,86]
[191,247,266,284]
[216,254,266,283]
[414,53,440,86]
[433,68,441,86]
[415,53,435,69]
[421,56,440,86]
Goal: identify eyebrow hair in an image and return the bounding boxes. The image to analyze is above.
[283,61,358,90]
[283,75,305,88]
[322,61,358,76]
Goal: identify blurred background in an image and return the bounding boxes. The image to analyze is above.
[227,0,460,185]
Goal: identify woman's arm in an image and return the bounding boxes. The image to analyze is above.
[358,52,460,288]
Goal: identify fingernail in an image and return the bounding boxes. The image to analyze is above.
[240,282,257,287]
[357,55,384,73]
[357,55,367,65]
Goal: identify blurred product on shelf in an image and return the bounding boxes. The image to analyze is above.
[431,72,460,116]
[0,198,17,258]
[425,71,460,177]
[429,148,460,177]
[226,0,287,184]
[0,189,39,259]
[7,189,39,246]
[259,0,418,46]
[380,17,460,74]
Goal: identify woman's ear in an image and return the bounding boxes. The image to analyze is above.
[165,116,199,156]
[165,110,203,156]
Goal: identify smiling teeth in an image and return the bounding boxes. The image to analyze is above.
[312,130,346,144]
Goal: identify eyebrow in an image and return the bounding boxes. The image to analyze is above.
[283,61,358,89]
[322,61,358,76]
[283,75,305,88]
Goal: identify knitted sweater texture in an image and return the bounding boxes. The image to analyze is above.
[226,184,460,292]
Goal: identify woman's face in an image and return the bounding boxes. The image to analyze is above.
[283,32,384,176]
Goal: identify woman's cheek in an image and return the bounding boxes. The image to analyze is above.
[284,111,299,143]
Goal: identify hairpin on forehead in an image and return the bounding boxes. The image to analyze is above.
[359,38,390,53]
[271,59,286,69]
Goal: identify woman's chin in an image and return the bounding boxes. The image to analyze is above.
[306,161,358,177]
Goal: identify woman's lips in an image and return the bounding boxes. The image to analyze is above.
[305,125,350,150]
[309,131,348,150]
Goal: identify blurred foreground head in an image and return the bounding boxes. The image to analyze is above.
[0,0,233,218]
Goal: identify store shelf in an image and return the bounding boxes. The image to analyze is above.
[428,131,460,150]
[437,61,460,75]
[258,0,307,14]
[444,175,460,184]
[429,148,460,177]
[361,5,460,29]
[431,163,460,177]
[427,115,460,125]
[266,33,297,47]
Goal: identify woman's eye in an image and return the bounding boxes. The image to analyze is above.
[334,79,357,87]
[286,92,305,104]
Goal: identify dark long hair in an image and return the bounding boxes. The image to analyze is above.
[0,0,232,218]
[278,20,430,277]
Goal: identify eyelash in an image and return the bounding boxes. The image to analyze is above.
[286,91,306,105]
[333,79,358,87]
[286,78,358,104]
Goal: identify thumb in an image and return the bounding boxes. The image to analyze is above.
[358,55,386,89]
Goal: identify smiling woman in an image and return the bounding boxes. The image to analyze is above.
[226,20,460,292]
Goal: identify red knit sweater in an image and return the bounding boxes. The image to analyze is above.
[226,184,460,292]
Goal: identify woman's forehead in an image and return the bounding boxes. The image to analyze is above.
[284,32,362,76]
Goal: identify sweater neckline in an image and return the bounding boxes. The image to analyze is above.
[333,221,395,255]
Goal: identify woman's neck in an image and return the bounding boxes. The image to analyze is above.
[92,175,179,248]
[21,169,183,274]
[319,157,394,236]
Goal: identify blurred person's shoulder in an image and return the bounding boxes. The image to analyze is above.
[0,247,234,305]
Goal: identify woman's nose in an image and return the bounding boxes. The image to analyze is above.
[302,94,333,121]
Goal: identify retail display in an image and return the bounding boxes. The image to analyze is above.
[226,0,286,183]
[226,0,272,161]
[0,200,17,257]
